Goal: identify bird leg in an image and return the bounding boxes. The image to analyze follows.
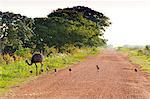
[35,63,38,76]
[46,65,50,72]
[40,62,44,72]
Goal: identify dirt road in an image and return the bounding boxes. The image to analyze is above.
[1,49,150,99]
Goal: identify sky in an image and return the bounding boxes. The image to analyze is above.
[0,0,150,47]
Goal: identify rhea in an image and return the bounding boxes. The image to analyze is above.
[25,53,44,76]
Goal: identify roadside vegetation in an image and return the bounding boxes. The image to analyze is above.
[118,45,150,71]
[0,47,100,94]
[0,6,111,94]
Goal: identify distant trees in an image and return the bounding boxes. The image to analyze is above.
[143,45,150,56]
[145,45,150,51]
[0,6,111,53]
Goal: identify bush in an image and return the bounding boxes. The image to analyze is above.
[59,44,77,54]
[0,54,6,65]
[3,54,14,64]
[14,48,32,59]
[145,45,150,51]
[12,55,23,61]
[90,47,99,54]
[44,46,58,56]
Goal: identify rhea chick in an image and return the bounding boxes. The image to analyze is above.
[96,65,100,71]
[69,68,72,72]
[54,69,57,72]
[134,68,137,72]
[30,70,33,73]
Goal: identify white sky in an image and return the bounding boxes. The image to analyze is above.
[0,0,150,47]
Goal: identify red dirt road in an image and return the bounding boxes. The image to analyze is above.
[1,49,150,99]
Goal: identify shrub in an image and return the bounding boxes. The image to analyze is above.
[14,48,32,59]
[0,54,6,65]
[44,46,58,56]
[145,45,150,51]
[59,44,77,54]
[12,55,23,61]
[3,54,14,64]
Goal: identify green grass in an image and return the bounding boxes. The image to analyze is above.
[0,60,36,94]
[0,47,100,95]
[118,47,150,71]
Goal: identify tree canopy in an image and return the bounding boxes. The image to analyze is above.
[34,6,111,51]
[48,6,110,31]
[0,11,33,52]
[0,6,111,53]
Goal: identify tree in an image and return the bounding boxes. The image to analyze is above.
[48,6,111,33]
[145,45,150,51]
[34,6,111,51]
[0,6,111,53]
[0,11,33,52]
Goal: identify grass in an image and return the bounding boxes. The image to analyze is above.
[0,47,100,95]
[118,47,150,71]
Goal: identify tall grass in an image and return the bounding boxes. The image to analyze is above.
[118,47,150,71]
[0,47,100,94]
